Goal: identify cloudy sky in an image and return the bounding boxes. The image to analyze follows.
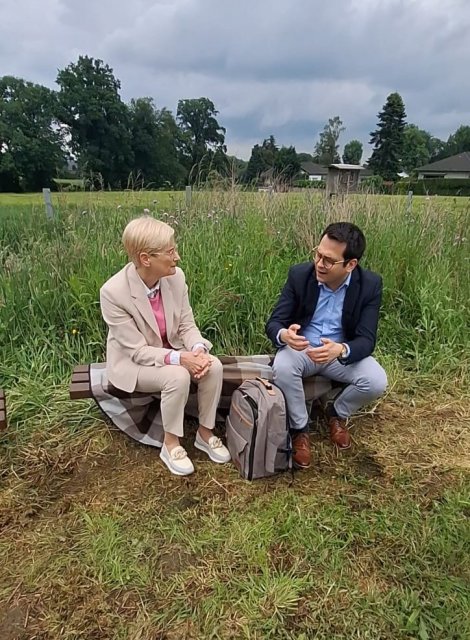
[1,0,469,159]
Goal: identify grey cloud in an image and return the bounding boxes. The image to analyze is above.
[1,0,469,159]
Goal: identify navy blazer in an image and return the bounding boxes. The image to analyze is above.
[265,262,383,364]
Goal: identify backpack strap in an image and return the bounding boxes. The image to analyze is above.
[255,377,277,396]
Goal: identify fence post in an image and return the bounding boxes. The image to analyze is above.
[42,188,54,220]
[185,185,192,208]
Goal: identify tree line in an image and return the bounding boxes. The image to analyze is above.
[1,56,469,191]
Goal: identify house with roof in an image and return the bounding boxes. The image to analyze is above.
[416,152,470,179]
[299,161,329,181]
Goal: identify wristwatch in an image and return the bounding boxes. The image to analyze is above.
[340,343,348,359]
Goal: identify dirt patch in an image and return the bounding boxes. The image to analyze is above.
[352,452,385,478]
[0,603,28,640]
[157,548,197,578]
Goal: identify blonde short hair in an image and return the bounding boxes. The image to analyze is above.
[122,216,175,265]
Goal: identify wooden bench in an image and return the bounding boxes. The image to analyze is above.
[70,365,94,400]
[70,363,340,409]
[0,389,7,431]
[70,364,269,400]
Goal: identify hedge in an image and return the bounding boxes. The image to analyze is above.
[395,178,470,196]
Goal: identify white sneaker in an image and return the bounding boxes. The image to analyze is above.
[160,444,194,476]
[194,431,231,464]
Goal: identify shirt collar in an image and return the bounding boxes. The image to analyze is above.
[318,272,352,292]
[139,277,160,298]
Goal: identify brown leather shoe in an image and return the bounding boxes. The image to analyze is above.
[292,432,311,468]
[329,417,351,449]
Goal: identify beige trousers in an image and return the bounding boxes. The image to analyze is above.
[135,356,223,437]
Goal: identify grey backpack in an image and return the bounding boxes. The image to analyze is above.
[226,378,292,480]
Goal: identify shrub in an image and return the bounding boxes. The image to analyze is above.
[292,179,326,189]
[395,178,470,196]
[359,175,384,192]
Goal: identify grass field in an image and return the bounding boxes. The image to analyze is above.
[0,189,469,639]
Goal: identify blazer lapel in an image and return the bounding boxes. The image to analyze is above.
[305,266,320,319]
[342,268,360,322]
[159,276,174,340]
[127,264,160,338]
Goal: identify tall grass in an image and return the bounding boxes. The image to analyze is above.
[1,190,469,640]
[0,190,469,401]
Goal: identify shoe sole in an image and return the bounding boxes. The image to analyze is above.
[292,460,311,469]
[159,452,194,476]
[194,440,230,464]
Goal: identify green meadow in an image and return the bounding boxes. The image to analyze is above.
[0,190,469,639]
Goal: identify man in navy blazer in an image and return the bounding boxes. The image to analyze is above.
[266,222,387,468]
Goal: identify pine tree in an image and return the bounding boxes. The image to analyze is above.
[369,93,406,180]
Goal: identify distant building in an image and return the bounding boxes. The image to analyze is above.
[326,164,363,197]
[300,161,372,184]
[299,161,328,181]
[416,152,470,179]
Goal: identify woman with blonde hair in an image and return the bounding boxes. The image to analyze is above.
[100,216,230,476]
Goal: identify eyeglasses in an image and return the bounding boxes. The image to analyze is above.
[312,246,345,270]
[149,245,179,257]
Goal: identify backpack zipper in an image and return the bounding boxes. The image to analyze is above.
[231,393,253,426]
[242,392,259,481]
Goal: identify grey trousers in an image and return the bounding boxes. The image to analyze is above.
[272,347,388,431]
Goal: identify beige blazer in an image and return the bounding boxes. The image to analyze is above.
[100,263,211,392]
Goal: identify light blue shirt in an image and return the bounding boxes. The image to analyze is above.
[302,273,351,350]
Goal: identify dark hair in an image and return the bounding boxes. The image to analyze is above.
[321,222,366,262]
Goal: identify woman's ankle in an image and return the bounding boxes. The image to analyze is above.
[197,425,214,442]
[164,434,180,451]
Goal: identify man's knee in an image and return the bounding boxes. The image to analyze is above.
[371,367,388,398]
[358,366,387,398]
[272,355,292,384]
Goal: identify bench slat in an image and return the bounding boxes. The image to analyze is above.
[71,372,90,382]
[70,382,92,400]
[73,364,89,373]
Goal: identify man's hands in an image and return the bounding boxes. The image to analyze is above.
[279,324,310,351]
[279,328,345,364]
[180,350,211,379]
[306,338,343,364]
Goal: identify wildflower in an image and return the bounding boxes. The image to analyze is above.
[143,208,150,213]
[208,213,213,218]
[81,210,87,215]
[117,204,122,209]
[153,199,157,204]
[71,328,79,335]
